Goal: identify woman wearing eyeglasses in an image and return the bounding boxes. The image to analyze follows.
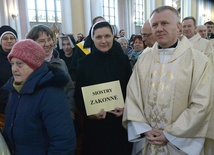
[26,24,75,118]
[0,25,18,115]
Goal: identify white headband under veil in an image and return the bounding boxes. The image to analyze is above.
[90,20,113,41]
[58,35,75,50]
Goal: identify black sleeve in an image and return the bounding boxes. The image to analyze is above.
[74,59,87,117]
[70,46,87,81]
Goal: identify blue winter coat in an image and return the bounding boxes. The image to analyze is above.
[2,62,76,155]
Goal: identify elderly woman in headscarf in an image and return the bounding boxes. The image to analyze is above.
[2,39,76,155]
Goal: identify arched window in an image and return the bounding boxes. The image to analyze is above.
[103,0,116,25]
[27,0,61,26]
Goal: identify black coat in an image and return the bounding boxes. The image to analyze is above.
[0,46,12,114]
[58,48,76,81]
[71,38,124,81]
[75,42,132,155]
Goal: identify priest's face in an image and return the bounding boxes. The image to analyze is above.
[182,19,196,39]
[150,9,180,48]
[93,27,114,52]
[197,26,207,39]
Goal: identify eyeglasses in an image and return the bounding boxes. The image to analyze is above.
[2,37,16,41]
[141,33,152,38]
[36,37,53,46]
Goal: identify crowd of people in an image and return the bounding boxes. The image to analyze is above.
[0,5,214,155]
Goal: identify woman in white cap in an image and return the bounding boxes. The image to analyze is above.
[0,25,18,115]
[2,39,76,155]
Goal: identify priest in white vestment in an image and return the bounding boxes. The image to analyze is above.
[182,16,214,64]
[122,6,214,155]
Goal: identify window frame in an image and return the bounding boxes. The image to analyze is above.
[134,0,144,26]
[102,0,116,25]
[27,0,61,24]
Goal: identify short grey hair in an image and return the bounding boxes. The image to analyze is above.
[117,37,128,44]
[150,6,180,23]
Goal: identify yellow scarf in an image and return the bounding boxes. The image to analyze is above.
[13,82,25,93]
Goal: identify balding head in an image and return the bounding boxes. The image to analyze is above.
[196,25,207,39]
[141,20,156,47]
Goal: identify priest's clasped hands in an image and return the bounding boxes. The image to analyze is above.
[145,129,169,146]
